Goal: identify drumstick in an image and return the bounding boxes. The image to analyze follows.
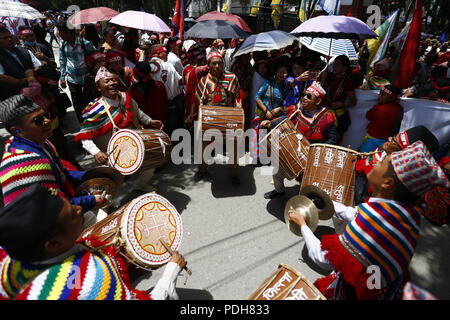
[106,144,118,159]
[112,149,121,169]
[259,108,301,145]
[160,239,192,276]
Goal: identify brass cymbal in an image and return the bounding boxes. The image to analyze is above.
[300,185,335,220]
[284,195,319,237]
[82,166,124,187]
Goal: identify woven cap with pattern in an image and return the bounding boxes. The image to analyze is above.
[0,94,41,127]
[391,141,450,196]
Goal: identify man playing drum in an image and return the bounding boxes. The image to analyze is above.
[74,67,164,193]
[0,184,187,300]
[262,82,338,200]
[289,141,449,300]
[0,94,106,217]
[188,50,242,185]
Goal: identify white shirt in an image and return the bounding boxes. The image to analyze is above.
[81,93,152,156]
[150,57,182,100]
[299,200,358,270]
[0,48,42,75]
[167,51,184,77]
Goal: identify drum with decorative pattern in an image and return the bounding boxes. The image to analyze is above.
[78,193,183,270]
[249,264,325,300]
[198,105,245,135]
[107,129,171,175]
[301,143,359,207]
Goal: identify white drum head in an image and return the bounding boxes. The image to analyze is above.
[121,193,183,267]
[107,129,145,175]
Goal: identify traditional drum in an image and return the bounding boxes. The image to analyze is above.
[107,129,171,175]
[198,105,245,135]
[249,264,326,300]
[75,166,124,209]
[262,118,310,180]
[78,193,183,270]
[300,143,359,220]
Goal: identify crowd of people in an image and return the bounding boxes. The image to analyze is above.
[0,10,449,301]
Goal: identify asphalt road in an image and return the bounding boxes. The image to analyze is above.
[0,37,448,300]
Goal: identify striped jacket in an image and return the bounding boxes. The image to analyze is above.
[321,198,422,299]
[0,247,151,300]
[195,71,240,107]
[0,137,75,205]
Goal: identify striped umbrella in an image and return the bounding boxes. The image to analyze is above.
[0,0,44,20]
[299,36,358,60]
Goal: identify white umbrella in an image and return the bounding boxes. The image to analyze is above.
[299,37,358,60]
[109,10,171,33]
[234,30,297,57]
[0,0,45,20]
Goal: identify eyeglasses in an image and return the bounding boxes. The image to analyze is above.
[33,111,50,127]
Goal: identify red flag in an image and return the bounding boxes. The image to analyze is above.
[347,10,351,16]
[172,0,184,41]
[394,0,422,89]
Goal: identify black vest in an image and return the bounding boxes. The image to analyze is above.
[0,46,34,100]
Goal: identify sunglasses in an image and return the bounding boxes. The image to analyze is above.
[33,111,50,127]
[305,93,313,100]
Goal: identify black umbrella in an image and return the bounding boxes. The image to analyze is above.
[185,19,249,39]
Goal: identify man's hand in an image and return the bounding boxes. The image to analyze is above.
[288,206,307,228]
[60,79,67,89]
[260,120,271,128]
[265,109,273,120]
[403,87,414,98]
[297,71,311,82]
[150,120,164,130]
[94,151,108,165]
[186,113,195,126]
[169,251,187,270]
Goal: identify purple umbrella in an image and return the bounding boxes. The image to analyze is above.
[290,15,378,41]
[109,10,171,33]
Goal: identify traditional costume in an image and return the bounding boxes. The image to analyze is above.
[360,86,404,152]
[0,184,180,300]
[0,95,95,211]
[75,67,157,192]
[301,141,450,300]
[271,82,337,196]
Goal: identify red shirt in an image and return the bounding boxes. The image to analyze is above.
[366,102,403,140]
[129,81,168,125]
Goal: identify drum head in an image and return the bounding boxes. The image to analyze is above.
[121,193,183,267]
[300,185,334,220]
[81,166,124,186]
[108,129,145,175]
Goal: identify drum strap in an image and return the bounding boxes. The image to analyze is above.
[101,97,120,134]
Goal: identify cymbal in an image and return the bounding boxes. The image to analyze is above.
[82,166,124,187]
[300,185,334,220]
[284,195,319,237]
[76,177,118,209]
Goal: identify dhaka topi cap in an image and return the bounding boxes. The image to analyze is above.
[391,141,450,196]
[305,81,326,100]
[0,94,41,127]
[95,66,115,83]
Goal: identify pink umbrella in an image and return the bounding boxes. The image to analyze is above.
[196,11,252,33]
[109,10,171,33]
[69,7,119,25]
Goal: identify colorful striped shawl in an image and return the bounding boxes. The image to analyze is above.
[339,198,422,288]
[195,71,240,107]
[0,137,74,205]
[1,247,151,300]
[74,92,135,142]
[367,75,391,90]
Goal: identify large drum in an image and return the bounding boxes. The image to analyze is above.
[198,105,245,135]
[263,118,310,180]
[107,129,171,175]
[78,193,183,270]
[300,144,359,219]
[249,264,326,300]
